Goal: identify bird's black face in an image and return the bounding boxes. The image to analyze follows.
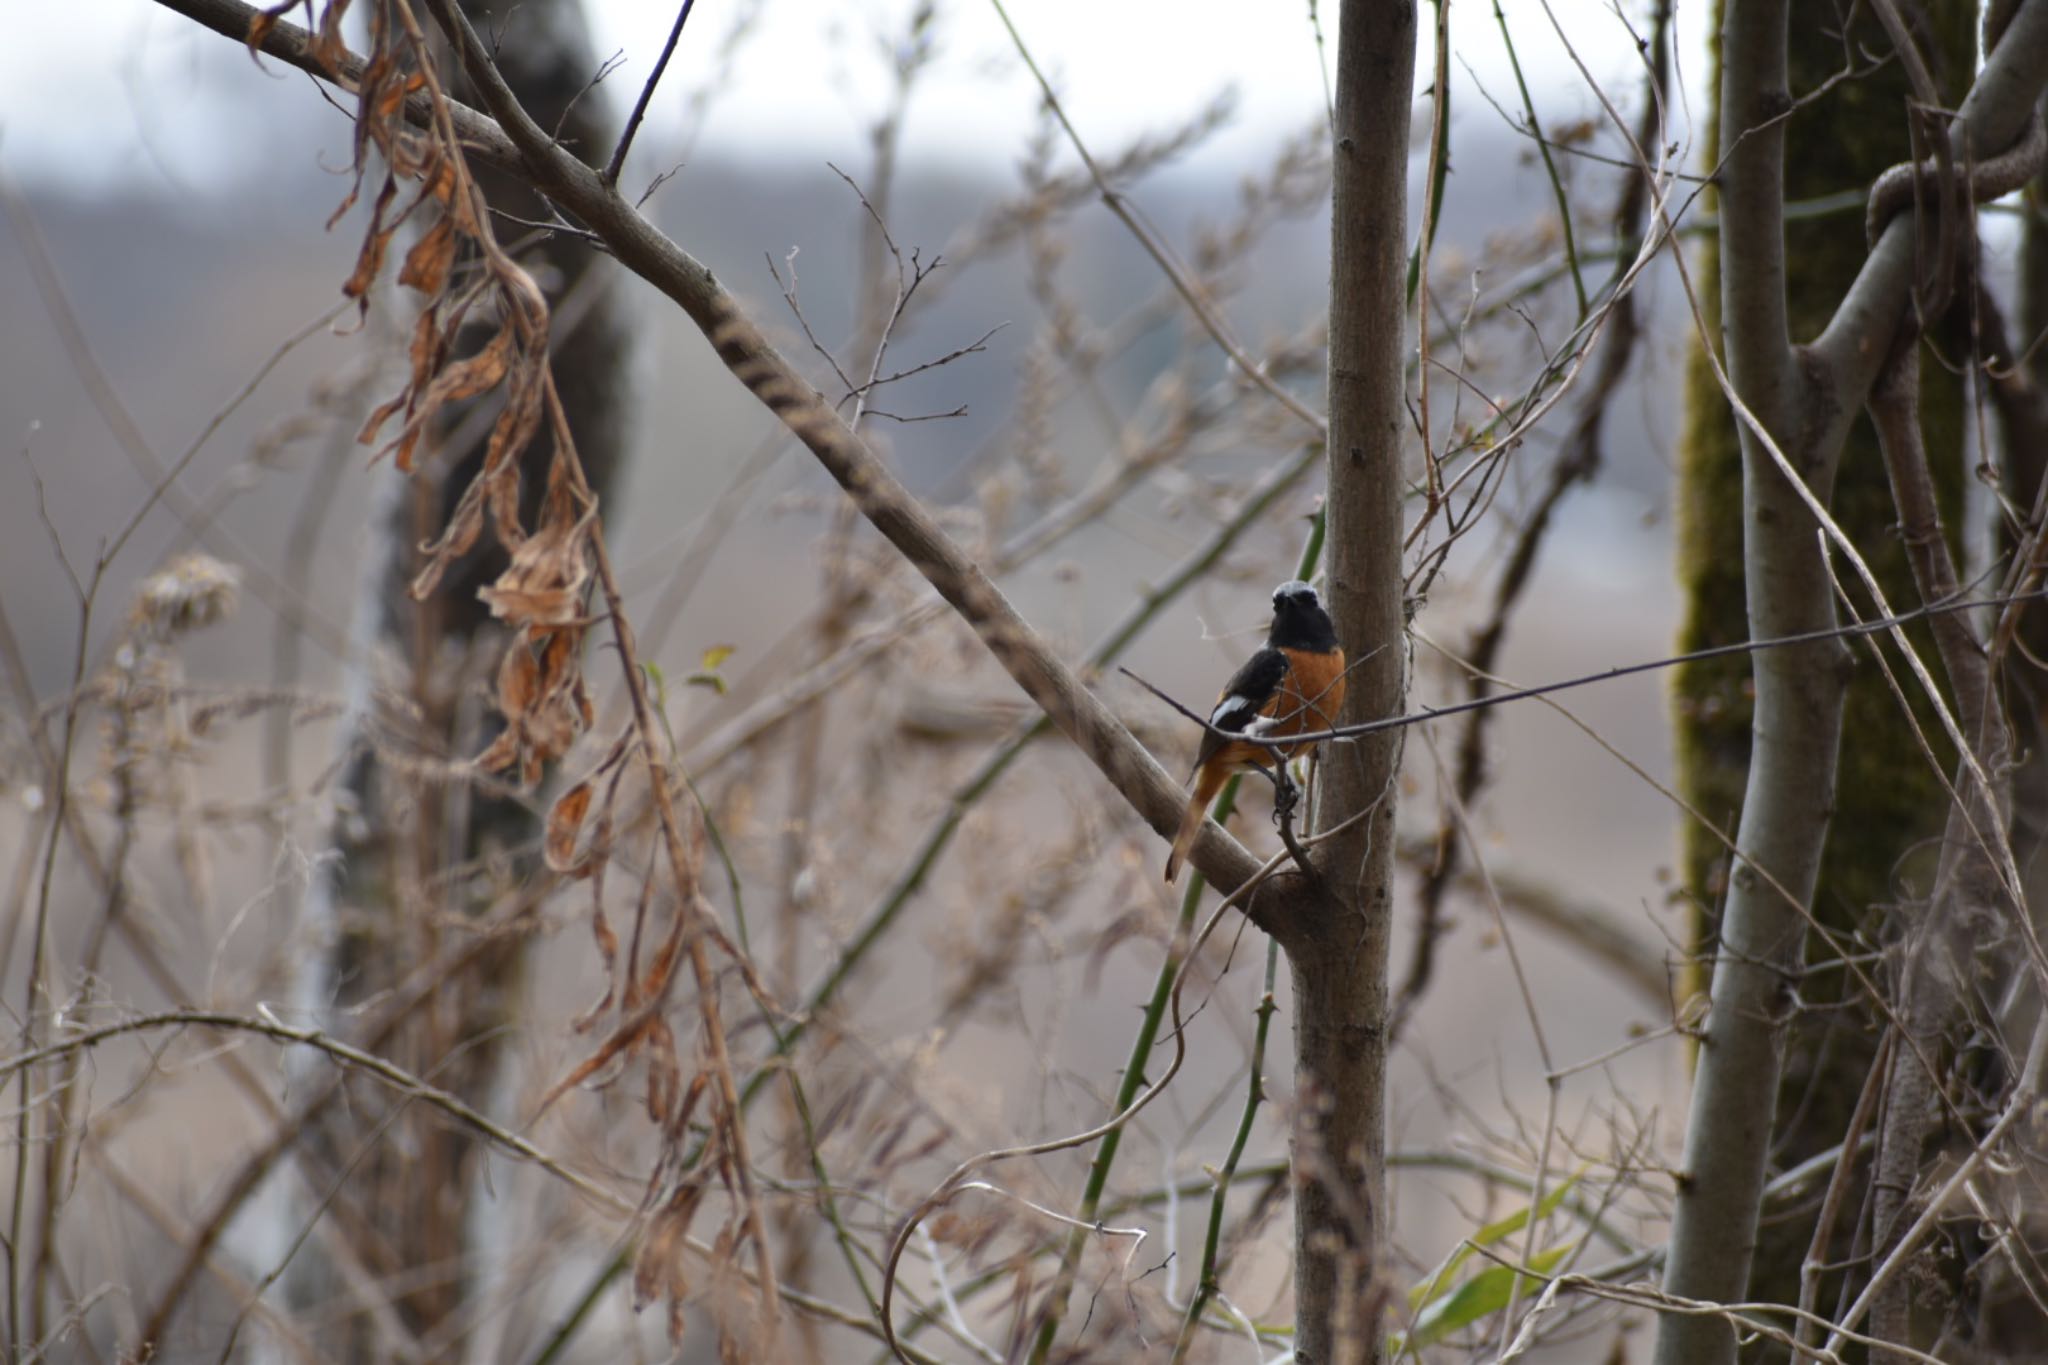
[1268,581,1337,651]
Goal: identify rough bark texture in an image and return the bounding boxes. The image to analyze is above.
[1671,4,1972,1349]
[287,0,630,1348]
[1300,2,1415,1361]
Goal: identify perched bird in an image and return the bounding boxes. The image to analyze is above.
[1165,581,1347,883]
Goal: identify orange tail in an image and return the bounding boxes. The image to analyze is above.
[1164,765,1229,884]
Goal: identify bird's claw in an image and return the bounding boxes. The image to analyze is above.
[1270,769,1300,826]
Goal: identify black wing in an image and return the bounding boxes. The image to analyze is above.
[1194,647,1289,767]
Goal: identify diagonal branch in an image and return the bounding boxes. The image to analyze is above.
[401,0,1289,910]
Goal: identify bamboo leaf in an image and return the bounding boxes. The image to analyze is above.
[1404,1167,1585,1313]
[1394,1241,1576,1351]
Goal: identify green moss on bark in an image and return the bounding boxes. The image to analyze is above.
[1671,3,1974,1350]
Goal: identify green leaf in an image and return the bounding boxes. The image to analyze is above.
[1405,1167,1585,1314]
[641,661,667,704]
[684,644,735,695]
[1394,1241,1576,1352]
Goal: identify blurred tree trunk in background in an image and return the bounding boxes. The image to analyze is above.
[286,0,631,1348]
[1671,0,1972,1346]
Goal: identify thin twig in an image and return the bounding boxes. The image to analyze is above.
[603,0,696,186]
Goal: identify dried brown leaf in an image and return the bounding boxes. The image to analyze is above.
[485,462,525,552]
[480,365,545,476]
[530,1012,655,1121]
[341,175,399,299]
[544,780,593,873]
[497,639,540,721]
[308,0,353,74]
[634,1203,686,1311]
[357,390,409,451]
[398,215,458,295]
[666,1070,710,1144]
[410,482,484,597]
[472,726,521,776]
[644,1016,680,1124]
[478,517,591,629]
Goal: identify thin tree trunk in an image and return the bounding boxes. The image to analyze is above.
[1671,4,1974,1347]
[1299,2,1416,1360]
[1656,3,1855,1361]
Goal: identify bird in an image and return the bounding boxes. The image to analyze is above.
[1164,580,1346,884]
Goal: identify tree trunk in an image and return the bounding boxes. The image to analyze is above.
[1657,2,1853,1360]
[284,0,630,1351]
[1669,1,1970,1354]
[1298,2,1415,1360]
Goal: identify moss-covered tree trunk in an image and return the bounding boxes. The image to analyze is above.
[1671,1,1973,1343]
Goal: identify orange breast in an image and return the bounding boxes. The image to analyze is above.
[1271,647,1346,757]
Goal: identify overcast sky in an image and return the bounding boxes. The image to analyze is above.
[5,2,1696,195]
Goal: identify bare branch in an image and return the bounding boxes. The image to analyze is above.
[604,0,696,186]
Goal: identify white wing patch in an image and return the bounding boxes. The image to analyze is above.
[1210,695,1253,726]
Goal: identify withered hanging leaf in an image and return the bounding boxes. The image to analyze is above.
[486,461,526,551]
[539,624,581,688]
[633,1183,706,1328]
[668,1070,711,1142]
[494,257,550,334]
[398,215,458,294]
[341,175,400,299]
[406,305,442,385]
[544,780,593,873]
[418,154,458,210]
[644,1015,680,1124]
[410,481,485,597]
[530,1011,656,1121]
[358,391,408,454]
[570,975,615,1035]
[498,638,541,720]
[480,366,546,478]
[391,425,427,476]
[357,313,439,458]
[308,0,354,75]
[633,1204,684,1312]
[375,69,414,120]
[472,725,521,776]
[479,518,591,628]
[573,669,596,730]
[382,326,517,465]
